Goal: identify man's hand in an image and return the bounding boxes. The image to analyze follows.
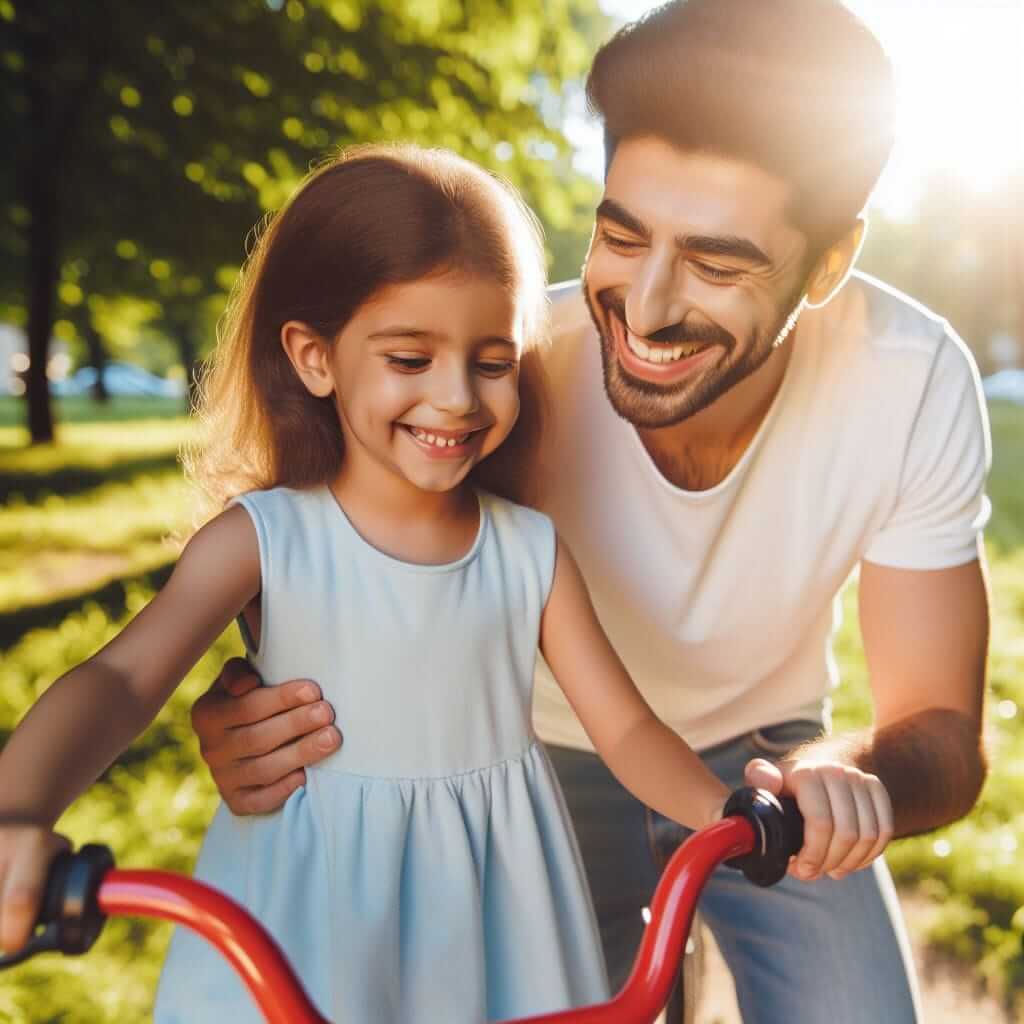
[745,757,893,882]
[191,658,342,815]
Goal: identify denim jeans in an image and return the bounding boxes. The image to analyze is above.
[548,721,922,1023]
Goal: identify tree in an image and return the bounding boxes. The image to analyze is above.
[1,0,608,441]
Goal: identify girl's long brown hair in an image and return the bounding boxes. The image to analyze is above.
[184,144,549,521]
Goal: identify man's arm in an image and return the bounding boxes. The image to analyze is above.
[784,556,989,839]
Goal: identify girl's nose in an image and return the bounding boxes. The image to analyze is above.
[432,365,479,416]
[625,252,687,339]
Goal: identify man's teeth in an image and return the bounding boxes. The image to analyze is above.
[625,333,706,364]
[409,427,471,448]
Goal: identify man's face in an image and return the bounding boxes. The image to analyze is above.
[583,137,812,429]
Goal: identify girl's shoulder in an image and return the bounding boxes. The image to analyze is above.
[478,489,556,558]
[479,489,554,531]
[228,484,331,548]
[230,483,324,518]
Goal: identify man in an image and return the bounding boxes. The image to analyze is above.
[190,2,990,1020]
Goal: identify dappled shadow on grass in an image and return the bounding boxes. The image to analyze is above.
[0,562,174,650]
[0,451,182,502]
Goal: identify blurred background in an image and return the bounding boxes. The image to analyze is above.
[0,1,1022,1021]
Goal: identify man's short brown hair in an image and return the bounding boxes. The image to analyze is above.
[587,0,895,255]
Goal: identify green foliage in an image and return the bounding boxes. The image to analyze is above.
[2,0,610,439]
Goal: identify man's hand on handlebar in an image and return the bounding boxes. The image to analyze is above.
[191,659,341,815]
[744,757,893,883]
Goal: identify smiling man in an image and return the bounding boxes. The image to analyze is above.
[189,2,990,1021]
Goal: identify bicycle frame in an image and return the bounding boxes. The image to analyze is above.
[93,816,756,1024]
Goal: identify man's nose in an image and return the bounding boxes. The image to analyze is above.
[624,252,686,338]
[431,362,479,416]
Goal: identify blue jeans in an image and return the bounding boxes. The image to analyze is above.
[548,721,922,1023]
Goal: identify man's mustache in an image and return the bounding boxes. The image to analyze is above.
[601,297,733,348]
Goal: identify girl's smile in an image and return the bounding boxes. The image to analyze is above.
[399,423,489,458]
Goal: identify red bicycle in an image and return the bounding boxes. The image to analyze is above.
[0,788,801,1023]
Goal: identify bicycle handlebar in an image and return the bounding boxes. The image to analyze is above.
[0,787,803,1024]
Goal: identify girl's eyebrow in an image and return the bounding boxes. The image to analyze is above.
[368,328,518,348]
[368,326,432,339]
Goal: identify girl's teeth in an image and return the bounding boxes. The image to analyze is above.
[410,427,470,448]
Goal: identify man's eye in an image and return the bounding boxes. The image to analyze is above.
[477,360,516,377]
[601,230,642,251]
[386,356,430,371]
[692,260,740,282]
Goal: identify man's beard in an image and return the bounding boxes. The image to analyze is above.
[583,284,805,430]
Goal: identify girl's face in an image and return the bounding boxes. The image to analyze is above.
[288,270,524,496]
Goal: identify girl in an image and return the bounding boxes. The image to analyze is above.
[0,145,891,1023]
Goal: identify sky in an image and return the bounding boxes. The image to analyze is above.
[585,0,1024,217]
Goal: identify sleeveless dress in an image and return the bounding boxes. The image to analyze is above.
[153,485,609,1023]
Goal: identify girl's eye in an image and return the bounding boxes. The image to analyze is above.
[476,360,517,377]
[386,356,430,371]
[692,260,741,282]
[601,230,643,252]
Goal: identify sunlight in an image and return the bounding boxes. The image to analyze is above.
[593,1,1024,215]
[850,0,1023,212]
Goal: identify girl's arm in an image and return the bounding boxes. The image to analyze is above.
[0,506,259,952]
[539,536,730,831]
[540,536,893,878]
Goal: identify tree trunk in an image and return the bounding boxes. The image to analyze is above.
[172,321,200,413]
[83,321,110,403]
[25,49,60,443]
[21,12,106,442]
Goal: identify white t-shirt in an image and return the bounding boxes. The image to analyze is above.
[532,271,992,752]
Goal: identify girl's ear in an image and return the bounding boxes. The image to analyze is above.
[280,321,335,397]
[804,217,866,309]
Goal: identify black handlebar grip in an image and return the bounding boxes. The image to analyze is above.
[722,787,804,887]
[0,843,114,970]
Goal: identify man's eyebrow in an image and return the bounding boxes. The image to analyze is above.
[597,198,773,269]
[677,233,773,269]
[596,198,649,239]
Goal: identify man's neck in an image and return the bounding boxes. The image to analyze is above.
[636,337,795,492]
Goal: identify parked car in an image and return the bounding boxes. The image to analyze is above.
[982,368,1024,405]
[51,362,185,398]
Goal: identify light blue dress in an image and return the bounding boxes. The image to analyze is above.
[154,485,609,1023]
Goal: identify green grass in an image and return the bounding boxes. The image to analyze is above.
[0,416,197,615]
[0,395,188,428]
[0,401,1021,1019]
[0,472,192,613]
[0,417,195,502]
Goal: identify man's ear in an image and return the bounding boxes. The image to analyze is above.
[804,218,866,309]
[280,321,335,397]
